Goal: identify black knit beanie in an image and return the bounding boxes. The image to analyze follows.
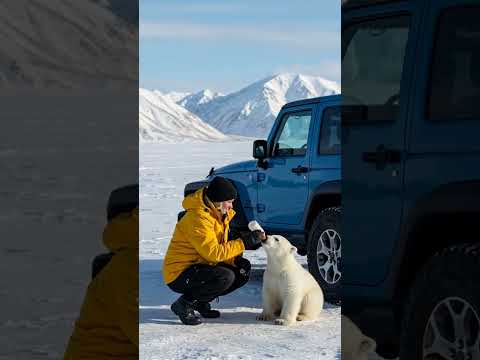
[107,184,139,221]
[206,176,237,202]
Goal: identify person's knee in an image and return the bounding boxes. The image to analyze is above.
[234,257,251,278]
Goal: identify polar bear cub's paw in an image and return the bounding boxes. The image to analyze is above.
[274,318,295,326]
[296,314,313,321]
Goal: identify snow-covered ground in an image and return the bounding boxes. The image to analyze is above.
[140,141,341,360]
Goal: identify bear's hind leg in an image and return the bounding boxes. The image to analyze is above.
[298,289,323,321]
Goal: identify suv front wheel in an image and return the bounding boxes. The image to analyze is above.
[400,243,480,360]
[307,207,341,304]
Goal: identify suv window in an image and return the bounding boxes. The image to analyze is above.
[319,106,341,155]
[273,110,312,157]
[342,16,410,121]
[428,7,480,121]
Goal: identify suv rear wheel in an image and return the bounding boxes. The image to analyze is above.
[307,207,341,304]
[400,243,480,360]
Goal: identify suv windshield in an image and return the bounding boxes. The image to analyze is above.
[342,16,410,121]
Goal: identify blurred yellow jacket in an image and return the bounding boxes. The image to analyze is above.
[64,209,138,360]
[163,188,245,284]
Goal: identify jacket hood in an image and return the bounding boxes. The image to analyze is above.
[182,188,208,211]
[103,207,139,251]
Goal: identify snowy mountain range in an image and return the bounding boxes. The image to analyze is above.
[139,88,229,143]
[0,0,137,90]
[139,73,340,142]
[182,73,340,138]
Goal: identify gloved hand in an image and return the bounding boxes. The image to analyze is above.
[241,230,265,250]
[234,256,251,277]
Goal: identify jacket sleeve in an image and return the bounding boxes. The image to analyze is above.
[187,213,245,263]
[224,225,243,266]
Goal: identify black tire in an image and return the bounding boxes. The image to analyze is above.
[400,243,480,360]
[307,207,341,305]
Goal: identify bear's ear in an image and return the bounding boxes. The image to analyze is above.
[290,246,297,253]
[359,336,376,354]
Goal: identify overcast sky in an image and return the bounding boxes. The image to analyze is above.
[140,0,340,94]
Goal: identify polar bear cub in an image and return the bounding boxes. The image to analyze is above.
[341,315,377,360]
[256,235,324,326]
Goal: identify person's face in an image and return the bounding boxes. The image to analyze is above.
[218,199,234,214]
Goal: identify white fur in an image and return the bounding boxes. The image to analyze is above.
[256,235,324,326]
[341,315,377,360]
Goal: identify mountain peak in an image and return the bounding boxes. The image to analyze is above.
[179,89,223,112]
[160,91,191,104]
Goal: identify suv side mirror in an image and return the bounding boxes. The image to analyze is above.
[253,140,268,159]
[253,139,268,169]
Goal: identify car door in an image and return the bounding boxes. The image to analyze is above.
[257,105,316,226]
[342,2,421,285]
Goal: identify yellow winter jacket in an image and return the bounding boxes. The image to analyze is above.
[163,187,245,284]
[64,209,139,360]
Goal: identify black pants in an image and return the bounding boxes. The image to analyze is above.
[167,259,250,302]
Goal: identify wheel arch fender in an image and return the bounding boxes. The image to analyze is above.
[303,180,341,235]
[393,181,480,300]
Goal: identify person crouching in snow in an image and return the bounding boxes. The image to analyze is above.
[163,176,265,325]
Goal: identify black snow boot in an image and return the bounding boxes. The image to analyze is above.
[193,301,221,318]
[170,296,202,325]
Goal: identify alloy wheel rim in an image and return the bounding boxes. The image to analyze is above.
[316,228,341,285]
[423,296,480,360]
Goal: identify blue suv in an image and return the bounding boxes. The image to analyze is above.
[343,0,480,358]
[183,95,342,303]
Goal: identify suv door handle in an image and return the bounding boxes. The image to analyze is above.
[362,145,401,170]
[291,165,309,174]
